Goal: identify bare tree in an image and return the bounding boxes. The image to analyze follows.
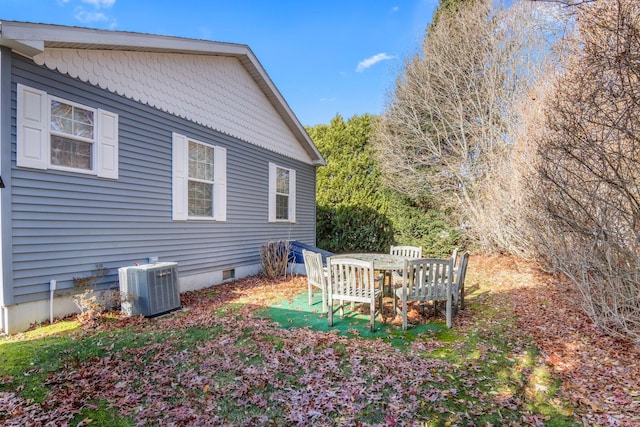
[373,0,563,247]
[531,0,640,341]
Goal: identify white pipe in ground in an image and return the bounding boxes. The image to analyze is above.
[49,279,56,324]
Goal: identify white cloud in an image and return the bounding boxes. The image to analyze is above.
[356,53,395,72]
[74,9,108,23]
[72,0,117,26]
[391,6,399,12]
[81,0,116,8]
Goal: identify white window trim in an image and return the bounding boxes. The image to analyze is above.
[48,95,97,175]
[16,83,119,179]
[268,162,296,223]
[172,132,227,222]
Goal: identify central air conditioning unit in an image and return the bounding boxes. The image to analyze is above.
[118,262,181,317]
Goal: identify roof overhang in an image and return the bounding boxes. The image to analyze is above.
[0,20,325,166]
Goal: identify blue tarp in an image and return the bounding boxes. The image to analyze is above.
[289,240,334,265]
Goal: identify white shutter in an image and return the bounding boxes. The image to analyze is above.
[214,146,227,221]
[16,84,48,170]
[172,133,189,221]
[289,169,296,223]
[96,109,119,179]
[268,162,276,222]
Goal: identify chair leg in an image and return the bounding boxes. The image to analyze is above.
[308,283,313,306]
[460,284,465,310]
[386,271,391,295]
[401,297,407,331]
[453,291,459,315]
[446,296,452,329]
[322,287,327,313]
[393,290,397,315]
[328,298,334,327]
[370,299,375,332]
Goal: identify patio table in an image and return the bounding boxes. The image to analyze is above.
[331,253,417,294]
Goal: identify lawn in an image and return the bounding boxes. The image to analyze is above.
[1,255,638,426]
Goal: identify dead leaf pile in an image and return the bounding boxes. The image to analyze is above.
[470,255,640,426]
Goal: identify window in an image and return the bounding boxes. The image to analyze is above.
[16,84,119,179]
[269,162,296,223]
[172,133,226,221]
[50,98,95,170]
[275,167,290,220]
[188,141,215,217]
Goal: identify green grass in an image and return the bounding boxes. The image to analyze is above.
[0,320,220,404]
[72,401,134,427]
[0,283,580,426]
[0,320,80,401]
[420,301,575,426]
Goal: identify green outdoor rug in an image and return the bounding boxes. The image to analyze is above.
[258,291,451,347]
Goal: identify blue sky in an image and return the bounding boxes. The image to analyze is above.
[1,0,438,126]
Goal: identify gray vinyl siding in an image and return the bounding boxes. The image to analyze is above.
[8,53,317,305]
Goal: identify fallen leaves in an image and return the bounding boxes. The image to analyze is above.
[471,254,640,426]
[3,256,639,425]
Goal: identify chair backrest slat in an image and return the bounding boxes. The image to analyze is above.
[451,247,459,269]
[403,257,452,302]
[454,251,470,289]
[390,245,422,259]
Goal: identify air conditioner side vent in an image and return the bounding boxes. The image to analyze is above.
[118,262,181,317]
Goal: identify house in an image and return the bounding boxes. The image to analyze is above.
[0,20,325,334]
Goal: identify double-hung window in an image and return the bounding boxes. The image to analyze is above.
[16,84,119,179]
[172,132,226,221]
[50,98,95,171]
[268,162,296,223]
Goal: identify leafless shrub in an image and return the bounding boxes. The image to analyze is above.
[530,0,640,341]
[471,67,566,258]
[260,240,291,279]
[71,264,114,324]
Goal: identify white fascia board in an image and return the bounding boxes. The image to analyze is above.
[1,21,247,56]
[0,21,45,56]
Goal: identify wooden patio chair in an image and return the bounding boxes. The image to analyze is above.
[302,249,328,313]
[388,245,423,292]
[452,251,470,312]
[326,257,383,332]
[394,257,454,330]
